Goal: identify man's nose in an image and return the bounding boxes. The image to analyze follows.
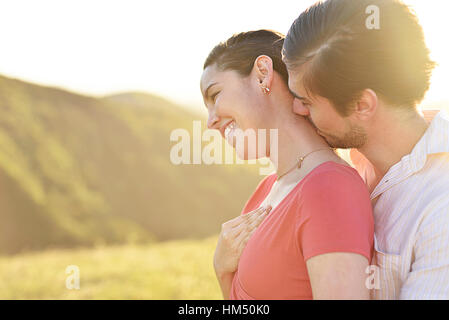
[207,113,220,129]
[293,99,310,116]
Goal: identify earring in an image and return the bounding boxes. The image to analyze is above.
[261,86,271,94]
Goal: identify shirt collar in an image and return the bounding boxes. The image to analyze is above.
[371,110,449,199]
[410,110,449,172]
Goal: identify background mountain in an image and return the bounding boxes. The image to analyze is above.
[0,74,262,255]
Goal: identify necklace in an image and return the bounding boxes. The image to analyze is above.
[276,148,331,181]
[262,147,332,209]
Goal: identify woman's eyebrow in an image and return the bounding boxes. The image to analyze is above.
[204,82,218,99]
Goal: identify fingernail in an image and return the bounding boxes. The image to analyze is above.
[266,206,272,213]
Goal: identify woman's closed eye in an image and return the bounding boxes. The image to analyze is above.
[211,91,220,103]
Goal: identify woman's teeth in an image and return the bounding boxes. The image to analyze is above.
[224,121,236,139]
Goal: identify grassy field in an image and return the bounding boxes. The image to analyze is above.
[0,235,222,300]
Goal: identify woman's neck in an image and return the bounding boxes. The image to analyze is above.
[269,115,336,179]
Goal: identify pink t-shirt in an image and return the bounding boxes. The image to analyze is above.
[230,161,374,300]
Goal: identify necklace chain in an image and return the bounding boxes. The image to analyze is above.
[276,148,331,181]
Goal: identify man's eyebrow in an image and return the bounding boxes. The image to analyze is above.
[288,87,307,101]
[204,82,218,99]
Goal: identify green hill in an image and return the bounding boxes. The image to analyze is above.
[0,74,262,255]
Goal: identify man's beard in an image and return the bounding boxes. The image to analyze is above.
[308,117,367,149]
[324,124,367,149]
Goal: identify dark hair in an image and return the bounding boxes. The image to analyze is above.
[204,29,288,84]
[283,0,436,116]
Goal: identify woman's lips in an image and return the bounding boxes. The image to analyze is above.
[224,120,237,145]
[220,120,235,139]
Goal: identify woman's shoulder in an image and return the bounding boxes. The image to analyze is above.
[302,161,368,193]
[297,161,373,219]
[296,161,374,262]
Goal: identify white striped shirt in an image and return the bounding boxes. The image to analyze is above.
[352,111,449,299]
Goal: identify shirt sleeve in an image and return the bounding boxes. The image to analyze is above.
[297,166,374,262]
[400,199,449,299]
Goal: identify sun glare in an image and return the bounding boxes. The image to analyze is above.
[403,0,449,110]
[0,0,447,111]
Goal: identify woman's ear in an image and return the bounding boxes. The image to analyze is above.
[253,55,274,91]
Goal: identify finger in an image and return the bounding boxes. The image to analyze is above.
[233,206,271,235]
[232,214,265,237]
[222,225,242,241]
[232,221,251,238]
[235,208,272,254]
[235,228,248,246]
[237,238,247,255]
[247,205,269,217]
[246,205,271,227]
[253,205,271,215]
[223,215,246,229]
[248,210,269,229]
[227,206,268,230]
[246,205,271,223]
[243,228,258,244]
[235,214,264,240]
[237,230,256,253]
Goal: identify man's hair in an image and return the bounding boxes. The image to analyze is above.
[204,29,288,84]
[283,0,436,116]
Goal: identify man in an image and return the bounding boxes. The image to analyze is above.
[283,0,449,299]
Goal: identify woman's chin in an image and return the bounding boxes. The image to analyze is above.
[225,130,268,161]
[235,147,265,161]
[236,154,257,161]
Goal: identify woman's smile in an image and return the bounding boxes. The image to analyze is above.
[223,120,237,145]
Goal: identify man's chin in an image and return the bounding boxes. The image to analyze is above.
[325,136,363,149]
[316,131,344,148]
[307,120,353,148]
[314,124,367,149]
[315,128,329,141]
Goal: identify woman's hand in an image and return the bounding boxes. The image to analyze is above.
[214,205,272,276]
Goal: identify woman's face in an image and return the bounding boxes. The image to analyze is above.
[200,63,271,160]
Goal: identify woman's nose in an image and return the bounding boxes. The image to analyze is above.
[207,113,220,129]
[293,99,310,116]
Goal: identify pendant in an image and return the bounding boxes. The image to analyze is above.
[298,157,305,169]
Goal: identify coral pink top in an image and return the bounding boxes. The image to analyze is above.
[230,161,374,300]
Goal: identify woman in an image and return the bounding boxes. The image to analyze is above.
[200,30,374,300]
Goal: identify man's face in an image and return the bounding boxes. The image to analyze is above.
[287,68,367,149]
